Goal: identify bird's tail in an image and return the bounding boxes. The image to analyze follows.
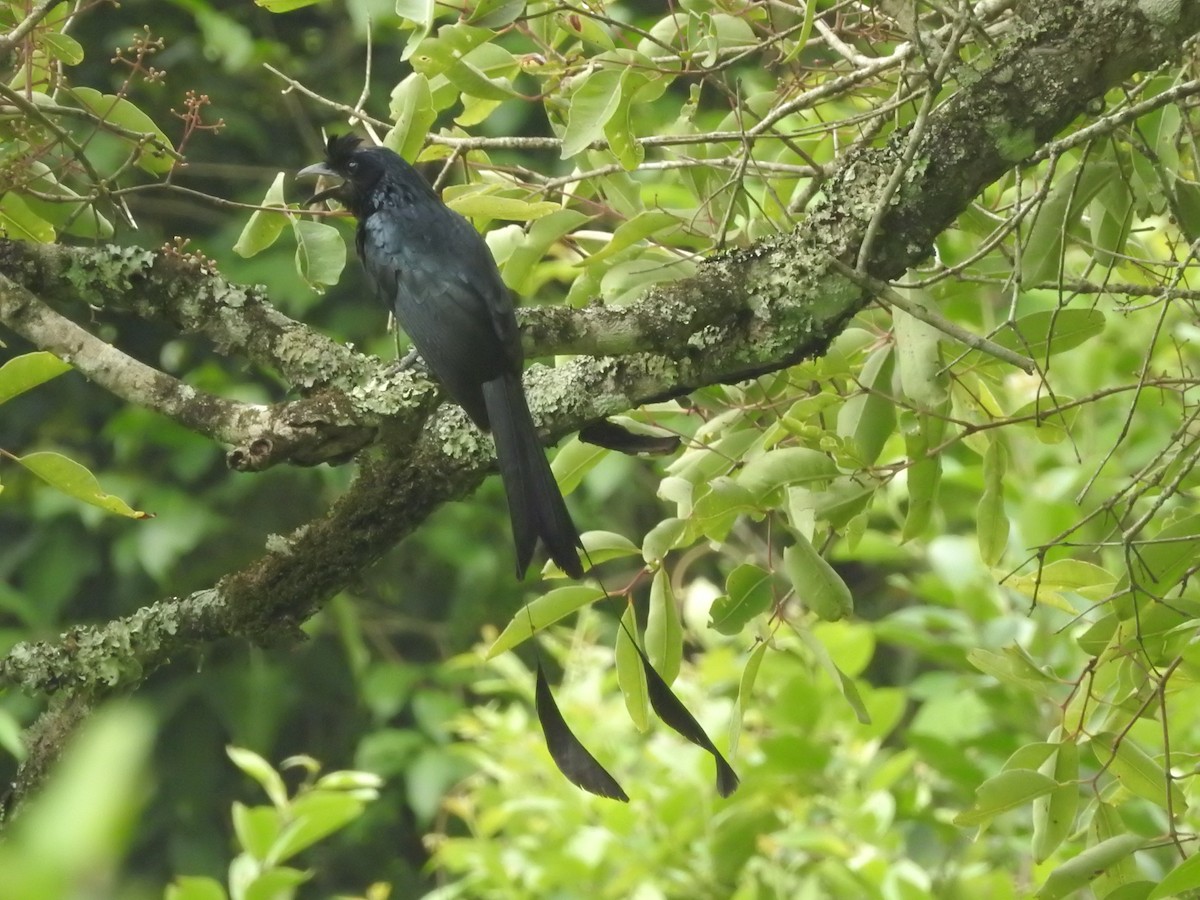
[483,373,583,580]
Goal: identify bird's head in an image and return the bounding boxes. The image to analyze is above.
[297,134,381,210]
[298,134,430,214]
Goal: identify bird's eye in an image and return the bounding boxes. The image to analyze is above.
[347,159,359,172]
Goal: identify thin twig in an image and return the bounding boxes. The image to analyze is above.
[830,258,1036,372]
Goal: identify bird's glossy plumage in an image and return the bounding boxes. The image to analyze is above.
[304,135,583,579]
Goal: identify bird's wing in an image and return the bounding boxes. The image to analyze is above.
[358,202,521,427]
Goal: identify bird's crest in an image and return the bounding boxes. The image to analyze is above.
[325,133,364,166]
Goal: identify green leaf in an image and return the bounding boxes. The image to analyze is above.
[0,192,56,242]
[736,447,838,501]
[227,747,289,810]
[165,876,228,900]
[467,0,525,27]
[783,535,853,621]
[1032,738,1079,863]
[69,86,175,173]
[1117,513,1200,601]
[967,647,1058,694]
[615,604,649,731]
[901,414,943,541]
[231,803,281,862]
[727,640,768,757]
[15,451,147,518]
[1092,731,1187,812]
[642,517,691,563]
[233,173,288,258]
[691,476,758,542]
[836,345,896,465]
[255,0,321,9]
[578,530,640,566]
[1090,801,1143,896]
[976,440,1009,566]
[954,768,1058,827]
[444,187,560,222]
[501,209,592,294]
[1149,853,1200,900]
[1022,161,1117,285]
[245,868,311,900]
[396,0,437,59]
[1090,176,1134,269]
[603,67,651,170]
[1008,559,1117,610]
[579,211,679,268]
[710,563,774,635]
[1036,834,1147,900]
[442,42,519,103]
[38,31,84,65]
[0,351,71,405]
[561,68,623,158]
[548,435,608,494]
[992,308,1106,359]
[487,585,606,657]
[1000,742,1057,773]
[385,73,437,163]
[1009,393,1078,444]
[794,625,870,724]
[292,219,346,289]
[645,568,682,685]
[267,791,365,864]
[893,301,947,408]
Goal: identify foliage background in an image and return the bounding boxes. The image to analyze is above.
[3,1,1200,898]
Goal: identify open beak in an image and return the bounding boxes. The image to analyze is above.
[298,161,337,179]
[297,161,343,206]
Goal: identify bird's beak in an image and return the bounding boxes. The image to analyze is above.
[298,162,343,205]
[298,161,337,179]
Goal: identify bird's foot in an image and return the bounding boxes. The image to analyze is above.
[390,348,429,376]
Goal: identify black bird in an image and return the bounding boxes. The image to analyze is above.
[299,135,583,579]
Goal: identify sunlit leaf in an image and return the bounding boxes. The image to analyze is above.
[954,768,1058,827]
[1036,834,1146,900]
[1032,735,1079,863]
[615,604,649,730]
[385,73,437,163]
[728,639,768,757]
[233,172,288,258]
[487,585,606,657]
[15,451,148,518]
[292,219,346,289]
[709,563,773,635]
[783,535,853,621]
[0,192,56,242]
[165,876,228,900]
[70,87,175,173]
[992,309,1106,359]
[227,747,288,810]
[1091,731,1186,812]
[836,345,896,465]
[0,351,71,404]
[255,0,321,9]
[561,67,623,158]
[645,568,682,684]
